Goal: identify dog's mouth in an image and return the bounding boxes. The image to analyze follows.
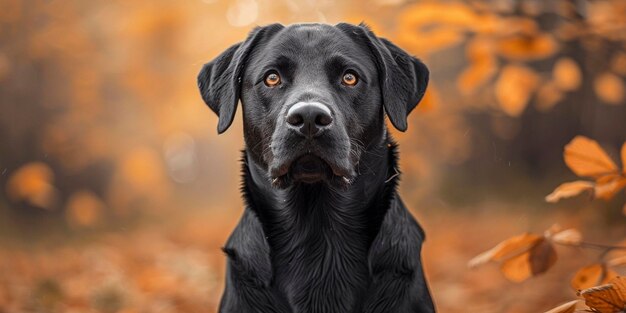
[290,154,332,183]
[270,153,353,188]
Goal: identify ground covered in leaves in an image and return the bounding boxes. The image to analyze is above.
[0,204,624,313]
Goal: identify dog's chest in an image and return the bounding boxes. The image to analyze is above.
[271,218,371,313]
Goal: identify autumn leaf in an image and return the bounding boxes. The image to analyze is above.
[536,82,565,112]
[571,264,619,291]
[469,228,561,282]
[608,256,626,268]
[594,176,626,200]
[594,73,625,105]
[457,37,498,94]
[553,57,582,91]
[564,136,619,178]
[65,190,106,228]
[578,276,626,313]
[500,239,557,282]
[545,181,594,202]
[549,228,583,246]
[543,300,580,313]
[468,232,543,268]
[497,33,558,61]
[548,137,626,203]
[495,64,540,117]
[6,162,59,210]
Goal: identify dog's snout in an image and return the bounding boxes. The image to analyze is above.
[286,102,333,137]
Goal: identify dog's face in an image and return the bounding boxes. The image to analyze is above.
[198,23,428,187]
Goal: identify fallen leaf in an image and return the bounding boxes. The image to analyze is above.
[579,276,626,313]
[543,300,580,313]
[594,73,625,105]
[553,57,582,91]
[572,264,619,290]
[545,181,594,203]
[564,136,619,178]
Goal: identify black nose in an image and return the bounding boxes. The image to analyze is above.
[286,102,333,137]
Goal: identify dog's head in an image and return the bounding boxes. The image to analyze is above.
[198,23,428,187]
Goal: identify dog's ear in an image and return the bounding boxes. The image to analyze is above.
[198,24,284,134]
[336,23,429,132]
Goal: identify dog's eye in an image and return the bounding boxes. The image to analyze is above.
[264,72,281,87]
[342,72,358,86]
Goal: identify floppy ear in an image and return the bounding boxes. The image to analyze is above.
[336,23,429,132]
[197,24,284,134]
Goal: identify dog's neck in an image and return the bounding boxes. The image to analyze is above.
[241,135,401,305]
[242,134,400,253]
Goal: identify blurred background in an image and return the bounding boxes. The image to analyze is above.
[1,0,625,312]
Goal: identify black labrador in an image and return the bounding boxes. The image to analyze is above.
[198,22,435,313]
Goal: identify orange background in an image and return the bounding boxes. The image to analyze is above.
[1,0,626,312]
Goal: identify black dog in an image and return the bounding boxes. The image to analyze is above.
[198,22,435,313]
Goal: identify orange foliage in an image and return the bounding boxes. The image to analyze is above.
[5,162,58,210]
[546,136,626,203]
[571,264,618,291]
[579,276,626,313]
[594,73,625,105]
[469,225,581,283]
[495,64,540,117]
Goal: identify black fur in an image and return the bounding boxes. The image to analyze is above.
[198,22,434,313]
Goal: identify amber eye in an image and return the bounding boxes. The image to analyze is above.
[342,72,358,86]
[264,72,281,87]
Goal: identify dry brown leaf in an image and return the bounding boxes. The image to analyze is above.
[545,181,594,203]
[500,239,557,282]
[579,276,626,313]
[550,228,583,246]
[572,264,619,291]
[529,239,558,276]
[553,57,582,91]
[564,136,619,178]
[594,73,625,105]
[468,233,543,268]
[495,64,540,117]
[543,300,580,313]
